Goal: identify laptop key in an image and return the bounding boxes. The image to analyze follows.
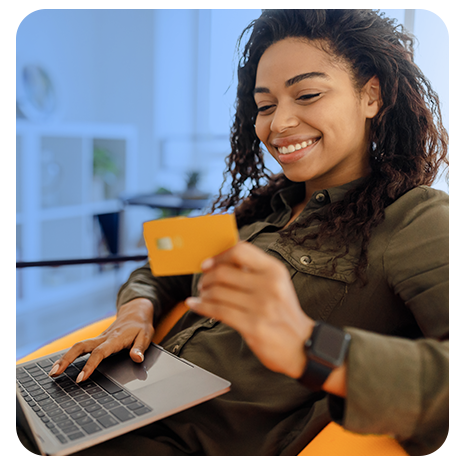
[80,381,97,390]
[79,398,96,408]
[75,416,94,426]
[56,434,67,444]
[85,404,101,413]
[68,431,85,441]
[59,400,77,409]
[38,359,54,369]
[42,402,60,412]
[64,405,82,415]
[110,406,135,422]
[132,406,152,416]
[81,422,102,435]
[126,401,145,411]
[56,419,74,429]
[97,414,118,428]
[61,425,79,434]
[90,409,108,419]
[50,414,68,424]
[120,397,136,405]
[102,401,120,410]
[70,411,87,420]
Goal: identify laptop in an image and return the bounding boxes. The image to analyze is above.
[16,343,231,455]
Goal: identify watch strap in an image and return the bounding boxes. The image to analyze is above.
[298,358,332,392]
[297,321,351,392]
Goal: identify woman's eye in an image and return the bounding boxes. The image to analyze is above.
[256,104,275,114]
[298,93,321,101]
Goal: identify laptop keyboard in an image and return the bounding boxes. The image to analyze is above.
[16,355,152,445]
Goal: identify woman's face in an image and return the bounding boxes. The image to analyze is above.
[254,38,380,193]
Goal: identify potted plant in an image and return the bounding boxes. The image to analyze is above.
[181,170,209,200]
[93,147,119,201]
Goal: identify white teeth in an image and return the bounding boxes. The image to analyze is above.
[277,139,317,154]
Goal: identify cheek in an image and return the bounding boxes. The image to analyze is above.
[254,118,269,145]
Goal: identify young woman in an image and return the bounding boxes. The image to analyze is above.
[50,10,449,455]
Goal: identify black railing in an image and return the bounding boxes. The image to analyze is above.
[16,255,148,269]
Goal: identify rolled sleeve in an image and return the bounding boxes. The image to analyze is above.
[330,328,448,455]
[116,262,193,323]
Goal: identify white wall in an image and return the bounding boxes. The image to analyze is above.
[17,10,100,122]
[17,9,157,194]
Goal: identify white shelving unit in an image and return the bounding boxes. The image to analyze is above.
[16,121,138,358]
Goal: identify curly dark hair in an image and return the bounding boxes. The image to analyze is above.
[212,9,448,283]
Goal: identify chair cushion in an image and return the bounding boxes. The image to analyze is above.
[298,422,408,456]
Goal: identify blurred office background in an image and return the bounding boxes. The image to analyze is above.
[16,9,449,359]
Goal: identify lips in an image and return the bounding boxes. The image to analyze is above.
[276,138,320,154]
[274,137,321,164]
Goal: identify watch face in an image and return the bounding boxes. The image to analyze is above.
[312,324,349,365]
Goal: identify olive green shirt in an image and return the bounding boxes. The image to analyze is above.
[117,180,449,456]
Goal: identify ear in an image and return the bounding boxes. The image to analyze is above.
[363,76,382,119]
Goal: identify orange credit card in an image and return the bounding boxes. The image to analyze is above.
[143,213,239,276]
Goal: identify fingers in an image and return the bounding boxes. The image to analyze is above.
[49,327,154,383]
[202,241,275,274]
[130,325,155,363]
[48,338,101,377]
[186,295,254,338]
[199,262,256,294]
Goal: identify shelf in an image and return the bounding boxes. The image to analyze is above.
[92,138,127,202]
[41,136,84,208]
[16,122,137,350]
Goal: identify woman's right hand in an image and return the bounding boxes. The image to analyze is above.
[48,297,155,383]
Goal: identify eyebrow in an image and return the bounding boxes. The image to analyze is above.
[254,72,330,95]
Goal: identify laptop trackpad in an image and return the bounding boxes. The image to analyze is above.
[97,344,192,394]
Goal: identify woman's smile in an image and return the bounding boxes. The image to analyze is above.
[275,137,321,164]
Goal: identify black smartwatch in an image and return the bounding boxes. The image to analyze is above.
[298,321,351,392]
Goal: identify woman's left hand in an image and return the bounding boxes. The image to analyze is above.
[186,241,314,378]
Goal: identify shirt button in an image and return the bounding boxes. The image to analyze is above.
[172,345,180,354]
[209,318,216,324]
[300,256,311,265]
[315,192,326,203]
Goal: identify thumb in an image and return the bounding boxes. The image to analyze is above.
[129,330,154,363]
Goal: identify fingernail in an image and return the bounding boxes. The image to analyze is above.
[201,258,214,271]
[133,349,144,362]
[76,372,85,383]
[186,296,201,309]
[48,364,59,377]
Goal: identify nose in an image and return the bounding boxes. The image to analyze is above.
[270,103,299,133]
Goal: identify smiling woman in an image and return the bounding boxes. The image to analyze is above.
[253,38,381,197]
[43,9,448,456]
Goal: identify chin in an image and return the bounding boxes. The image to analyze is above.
[281,168,314,184]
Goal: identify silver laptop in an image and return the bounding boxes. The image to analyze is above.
[16,343,231,455]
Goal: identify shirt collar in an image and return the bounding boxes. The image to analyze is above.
[272,177,368,212]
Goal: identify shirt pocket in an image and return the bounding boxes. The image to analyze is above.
[267,242,357,321]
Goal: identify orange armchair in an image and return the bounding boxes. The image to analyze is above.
[17,302,407,456]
